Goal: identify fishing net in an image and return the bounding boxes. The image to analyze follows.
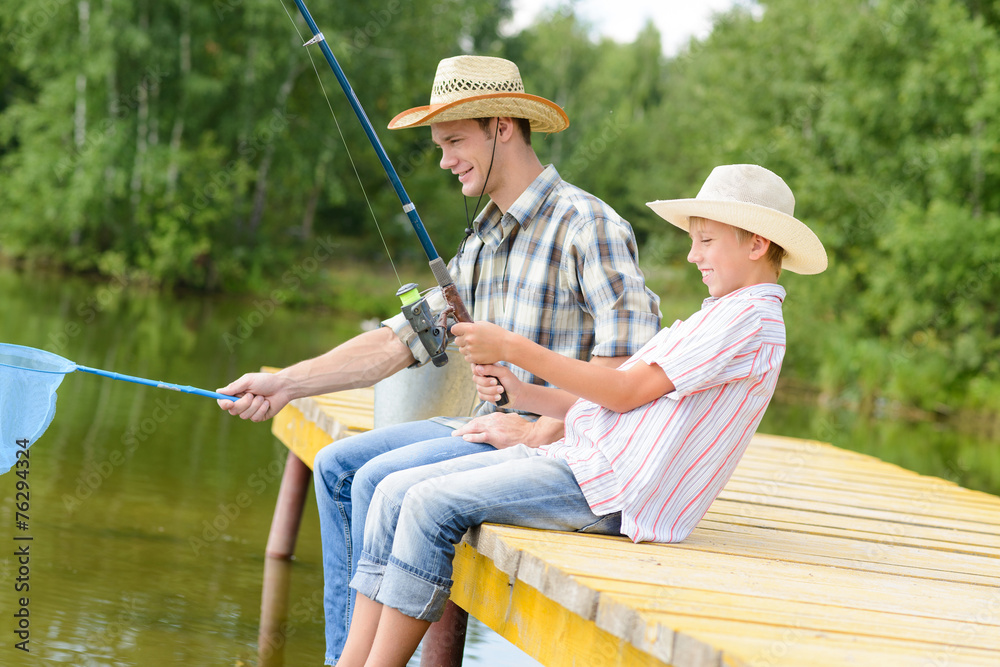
[1,342,236,474]
[0,344,75,473]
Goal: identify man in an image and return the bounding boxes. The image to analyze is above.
[218,55,661,665]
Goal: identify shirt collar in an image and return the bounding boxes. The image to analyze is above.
[702,283,786,309]
[474,165,561,247]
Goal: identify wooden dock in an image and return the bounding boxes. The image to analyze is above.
[265,387,1000,667]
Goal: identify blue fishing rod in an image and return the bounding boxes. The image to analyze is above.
[290,0,509,404]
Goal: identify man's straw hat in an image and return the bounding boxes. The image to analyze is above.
[388,56,569,133]
[646,164,828,275]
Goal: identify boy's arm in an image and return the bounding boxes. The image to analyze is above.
[454,322,674,413]
[469,364,579,419]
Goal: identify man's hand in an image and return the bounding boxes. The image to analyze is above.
[215,327,415,424]
[216,372,294,423]
[452,412,564,449]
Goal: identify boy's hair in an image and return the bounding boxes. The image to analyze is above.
[690,216,788,277]
[475,117,532,146]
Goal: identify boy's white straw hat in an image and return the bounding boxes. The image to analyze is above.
[646,164,828,275]
[388,55,569,134]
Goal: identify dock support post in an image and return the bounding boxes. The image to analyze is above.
[258,556,293,667]
[265,451,313,559]
[258,451,312,665]
[420,601,468,667]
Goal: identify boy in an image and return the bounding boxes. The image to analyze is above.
[336,164,827,666]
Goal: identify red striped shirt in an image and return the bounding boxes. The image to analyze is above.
[539,284,786,543]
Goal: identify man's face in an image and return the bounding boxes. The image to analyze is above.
[431,119,498,198]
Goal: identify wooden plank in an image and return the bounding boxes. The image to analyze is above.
[656,621,1000,667]
[673,524,1000,586]
[703,499,1000,551]
[718,484,1000,531]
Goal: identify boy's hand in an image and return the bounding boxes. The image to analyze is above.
[452,321,509,365]
[471,363,521,406]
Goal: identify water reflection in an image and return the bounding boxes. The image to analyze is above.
[1,266,996,667]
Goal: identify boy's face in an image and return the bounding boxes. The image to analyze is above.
[431,119,499,198]
[687,218,762,298]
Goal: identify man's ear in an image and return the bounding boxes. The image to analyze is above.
[495,117,517,143]
[748,234,771,260]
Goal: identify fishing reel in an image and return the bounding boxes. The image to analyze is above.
[396,283,450,368]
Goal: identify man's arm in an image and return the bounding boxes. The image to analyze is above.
[217,327,414,422]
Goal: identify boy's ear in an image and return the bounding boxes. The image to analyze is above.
[748,234,771,260]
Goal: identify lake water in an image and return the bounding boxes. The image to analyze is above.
[1,266,997,666]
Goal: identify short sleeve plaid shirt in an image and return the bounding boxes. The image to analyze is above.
[385,165,661,423]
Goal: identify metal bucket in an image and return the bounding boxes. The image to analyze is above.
[373,346,480,428]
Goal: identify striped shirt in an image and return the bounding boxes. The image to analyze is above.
[539,284,786,543]
[385,164,661,423]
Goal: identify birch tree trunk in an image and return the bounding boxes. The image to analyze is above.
[166,0,191,201]
[75,1,90,152]
[130,1,149,222]
[246,55,303,239]
[103,0,117,229]
[71,0,90,248]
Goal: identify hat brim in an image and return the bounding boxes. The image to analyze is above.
[646,199,828,275]
[388,92,569,134]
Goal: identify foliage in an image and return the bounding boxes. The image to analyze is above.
[0,0,510,288]
[1,0,998,416]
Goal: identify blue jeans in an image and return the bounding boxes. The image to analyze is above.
[351,445,622,622]
[312,420,494,665]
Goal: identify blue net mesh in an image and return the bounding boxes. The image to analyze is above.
[0,344,76,473]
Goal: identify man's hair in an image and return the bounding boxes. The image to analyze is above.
[475,117,532,145]
[690,216,788,277]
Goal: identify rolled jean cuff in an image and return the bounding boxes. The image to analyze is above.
[375,556,452,622]
[350,550,388,601]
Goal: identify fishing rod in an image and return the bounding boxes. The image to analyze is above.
[290,0,508,404]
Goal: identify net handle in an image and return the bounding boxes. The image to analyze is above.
[75,366,237,401]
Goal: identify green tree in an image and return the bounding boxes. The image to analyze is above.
[0,0,511,287]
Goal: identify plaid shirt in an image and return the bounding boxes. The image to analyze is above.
[385,165,661,424]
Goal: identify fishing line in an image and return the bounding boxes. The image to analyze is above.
[457,117,500,263]
[276,0,402,287]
